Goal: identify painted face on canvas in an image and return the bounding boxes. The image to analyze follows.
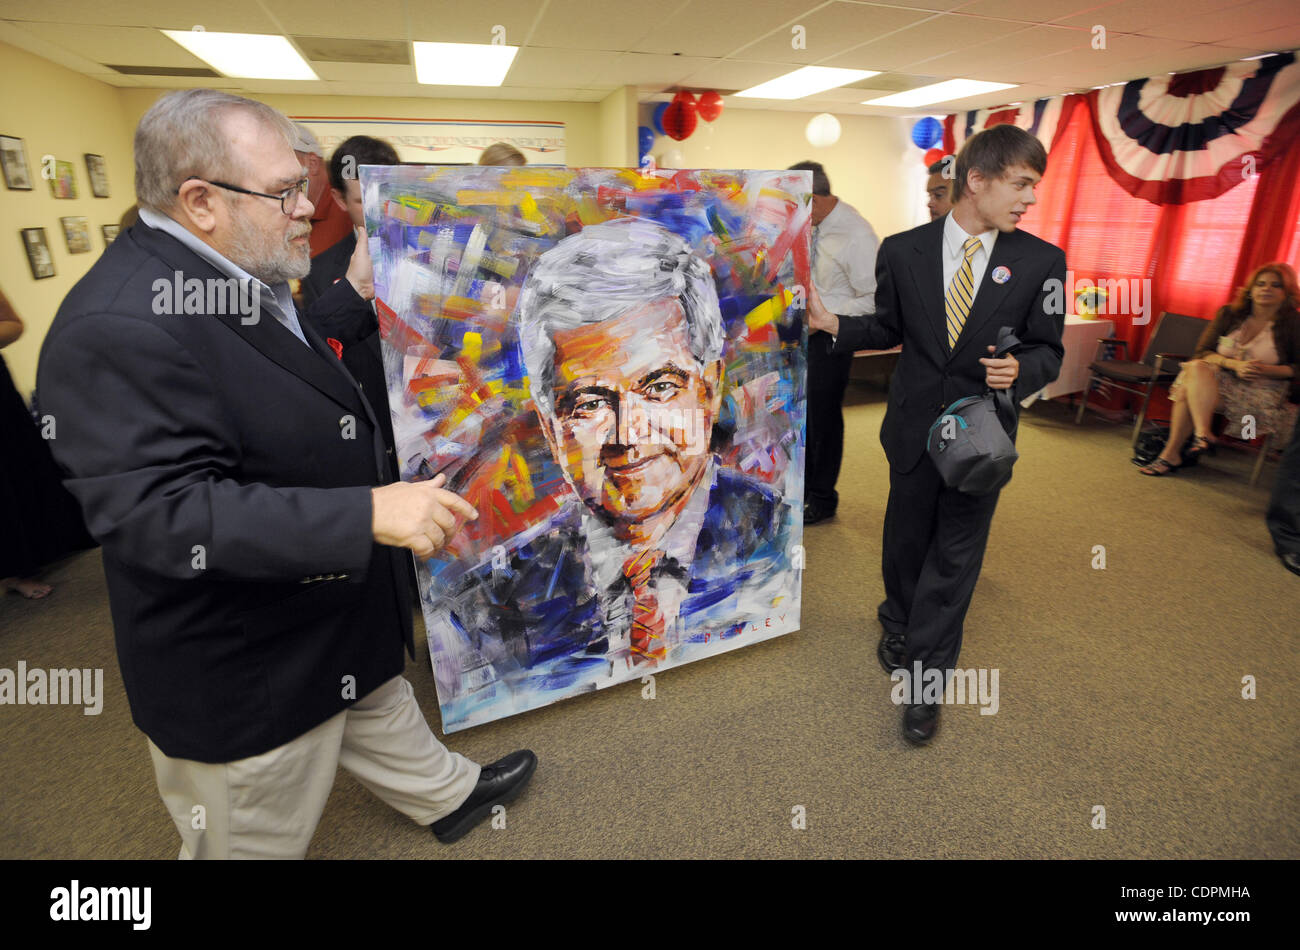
[542,298,723,525]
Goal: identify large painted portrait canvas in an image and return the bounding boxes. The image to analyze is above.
[363,165,810,732]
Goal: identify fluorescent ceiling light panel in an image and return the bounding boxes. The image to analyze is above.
[413,42,519,86]
[735,66,880,100]
[161,30,318,80]
[864,80,1017,107]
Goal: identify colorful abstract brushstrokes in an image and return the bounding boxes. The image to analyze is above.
[361,165,811,732]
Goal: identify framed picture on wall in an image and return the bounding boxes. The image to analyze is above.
[61,216,91,254]
[21,228,55,279]
[1,135,32,190]
[84,153,109,198]
[102,224,120,245]
[49,160,77,199]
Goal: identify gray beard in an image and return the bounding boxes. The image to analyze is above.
[225,213,311,285]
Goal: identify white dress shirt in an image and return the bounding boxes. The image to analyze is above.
[811,198,879,316]
[941,211,998,304]
[138,206,311,347]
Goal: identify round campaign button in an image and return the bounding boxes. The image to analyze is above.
[991,265,1011,284]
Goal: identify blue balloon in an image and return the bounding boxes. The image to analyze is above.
[638,125,655,158]
[652,102,670,136]
[911,117,942,149]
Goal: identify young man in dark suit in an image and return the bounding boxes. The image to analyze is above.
[38,90,535,855]
[807,125,1066,744]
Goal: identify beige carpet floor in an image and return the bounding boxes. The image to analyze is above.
[2,390,1296,859]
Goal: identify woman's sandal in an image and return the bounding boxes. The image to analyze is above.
[1184,435,1217,461]
[1139,457,1182,476]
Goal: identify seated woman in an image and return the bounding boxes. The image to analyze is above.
[1141,262,1300,476]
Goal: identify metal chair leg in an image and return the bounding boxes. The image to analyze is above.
[1131,382,1156,450]
[1251,432,1273,487]
[1075,376,1093,424]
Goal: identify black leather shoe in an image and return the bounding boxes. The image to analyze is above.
[431,750,537,843]
[877,631,906,674]
[903,702,940,745]
[1281,552,1300,577]
[803,502,835,525]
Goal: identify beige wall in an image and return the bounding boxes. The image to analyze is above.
[597,86,637,167]
[116,89,603,167]
[642,106,926,242]
[0,42,136,398]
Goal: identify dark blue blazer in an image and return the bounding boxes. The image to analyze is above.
[37,220,412,762]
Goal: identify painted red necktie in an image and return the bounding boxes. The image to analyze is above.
[622,549,667,663]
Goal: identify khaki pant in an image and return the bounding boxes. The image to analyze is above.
[148,675,479,859]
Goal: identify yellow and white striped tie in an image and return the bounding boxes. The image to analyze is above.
[945,236,983,349]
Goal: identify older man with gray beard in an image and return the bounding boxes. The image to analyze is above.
[38,88,535,857]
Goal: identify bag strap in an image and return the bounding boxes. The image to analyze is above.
[988,326,1022,428]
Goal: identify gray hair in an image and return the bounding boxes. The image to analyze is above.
[518,217,724,418]
[292,123,324,157]
[134,89,298,213]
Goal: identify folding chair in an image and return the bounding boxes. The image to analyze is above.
[1074,312,1209,449]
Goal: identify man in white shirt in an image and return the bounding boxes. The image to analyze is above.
[788,161,879,525]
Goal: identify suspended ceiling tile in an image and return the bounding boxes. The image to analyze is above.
[403,2,543,46]
[676,59,808,90]
[0,0,281,32]
[504,47,624,88]
[637,0,816,58]
[1053,0,1261,32]
[269,2,409,43]
[527,0,665,52]
[602,51,715,86]
[947,0,1114,21]
[307,62,414,84]
[11,21,214,67]
[728,3,936,65]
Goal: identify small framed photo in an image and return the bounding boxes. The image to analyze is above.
[84,153,109,198]
[21,228,55,280]
[1,135,32,190]
[49,160,77,199]
[61,216,91,254]
[101,224,120,246]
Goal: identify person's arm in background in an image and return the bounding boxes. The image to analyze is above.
[0,287,23,349]
[303,227,377,347]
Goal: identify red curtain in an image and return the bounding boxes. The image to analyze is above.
[1018,94,1300,419]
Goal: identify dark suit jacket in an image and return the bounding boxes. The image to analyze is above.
[832,218,1067,473]
[444,466,790,677]
[37,220,413,763]
[299,232,397,456]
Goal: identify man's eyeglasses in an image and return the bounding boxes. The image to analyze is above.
[177,176,310,215]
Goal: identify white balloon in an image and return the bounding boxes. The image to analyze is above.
[805,113,842,148]
[660,148,685,168]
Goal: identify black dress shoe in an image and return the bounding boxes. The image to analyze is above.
[803,502,835,525]
[431,750,537,843]
[903,702,940,745]
[877,631,906,674]
[1282,552,1300,576]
